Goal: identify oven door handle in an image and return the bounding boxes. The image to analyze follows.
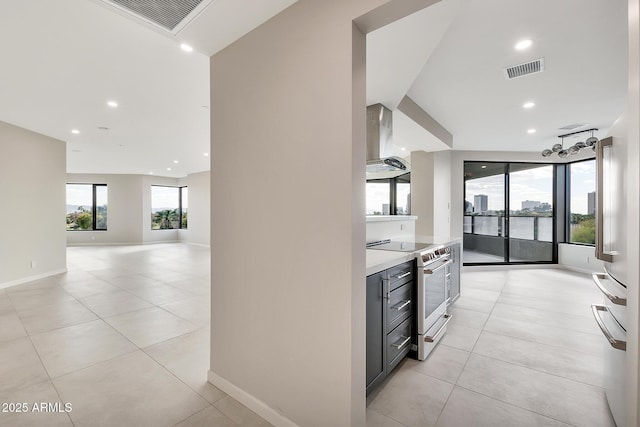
[423,258,451,274]
[424,313,452,343]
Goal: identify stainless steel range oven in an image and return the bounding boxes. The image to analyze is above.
[417,246,452,360]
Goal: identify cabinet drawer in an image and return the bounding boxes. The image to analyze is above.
[387,261,414,290]
[387,282,412,333]
[386,317,412,372]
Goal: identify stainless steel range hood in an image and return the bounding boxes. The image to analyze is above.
[366,104,409,174]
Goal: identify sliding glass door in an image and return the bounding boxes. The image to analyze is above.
[463,162,555,265]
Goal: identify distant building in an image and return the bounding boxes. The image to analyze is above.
[474,195,488,214]
[382,203,390,215]
[588,191,596,215]
[522,200,541,211]
[465,200,473,213]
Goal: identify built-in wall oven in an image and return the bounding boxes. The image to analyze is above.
[417,246,452,361]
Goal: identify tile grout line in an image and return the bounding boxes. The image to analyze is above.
[452,383,578,427]
[452,269,602,426]
[24,332,77,427]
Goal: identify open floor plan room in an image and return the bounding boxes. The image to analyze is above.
[0,244,614,426]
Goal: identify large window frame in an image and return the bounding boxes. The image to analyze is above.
[463,161,557,266]
[366,172,411,216]
[565,158,596,246]
[150,185,188,230]
[66,183,108,231]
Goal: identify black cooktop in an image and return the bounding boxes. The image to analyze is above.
[366,240,432,252]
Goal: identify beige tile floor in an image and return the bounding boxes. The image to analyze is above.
[367,268,617,427]
[0,245,616,426]
[0,244,269,427]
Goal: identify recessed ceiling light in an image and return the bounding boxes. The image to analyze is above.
[71,129,80,134]
[180,43,193,52]
[149,172,154,175]
[481,165,487,169]
[515,39,533,50]
[107,101,118,108]
[523,102,535,109]
[527,129,537,134]
[167,168,172,171]
[173,160,179,164]
[400,147,406,151]
[203,153,209,156]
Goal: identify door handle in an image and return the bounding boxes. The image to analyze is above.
[592,273,626,306]
[595,137,614,262]
[591,304,626,351]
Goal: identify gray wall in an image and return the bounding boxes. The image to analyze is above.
[208,1,439,425]
[0,121,66,288]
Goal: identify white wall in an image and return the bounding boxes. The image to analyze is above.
[66,174,144,245]
[366,216,416,241]
[411,150,451,237]
[182,171,210,246]
[208,1,438,425]
[66,173,209,246]
[0,121,66,288]
[558,243,604,273]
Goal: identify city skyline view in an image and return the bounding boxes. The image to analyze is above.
[465,161,596,215]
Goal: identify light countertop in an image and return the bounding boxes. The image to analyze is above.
[366,215,418,222]
[365,235,461,276]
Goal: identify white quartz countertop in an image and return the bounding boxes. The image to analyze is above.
[365,250,414,276]
[366,215,418,222]
[365,235,462,276]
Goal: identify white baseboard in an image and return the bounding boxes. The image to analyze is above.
[0,268,68,290]
[207,370,297,427]
[67,242,141,247]
[461,263,596,276]
[557,264,599,275]
[462,263,559,272]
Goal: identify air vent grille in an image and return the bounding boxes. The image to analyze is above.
[559,123,587,130]
[103,0,208,32]
[503,58,545,79]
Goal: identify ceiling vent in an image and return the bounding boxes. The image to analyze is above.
[559,123,588,131]
[503,58,545,79]
[100,0,215,34]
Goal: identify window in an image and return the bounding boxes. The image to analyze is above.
[366,173,411,215]
[151,186,187,230]
[366,181,391,215]
[66,184,108,231]
[568,159,596,245]
[463,162,555,264]
[181,186,188,229]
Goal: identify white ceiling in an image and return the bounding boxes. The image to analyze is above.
[404,0,627,153]
[0,0,629,177]
[0,0,296,178]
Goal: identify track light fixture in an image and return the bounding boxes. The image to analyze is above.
[541,128,599,158]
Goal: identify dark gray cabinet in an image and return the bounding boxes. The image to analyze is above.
[366,260,415,395]
[366,271,385,391]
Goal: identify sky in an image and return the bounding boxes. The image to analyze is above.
[67,185,188,210]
